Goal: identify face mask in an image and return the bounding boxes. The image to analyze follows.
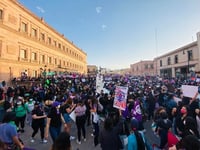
[181,108,187,114]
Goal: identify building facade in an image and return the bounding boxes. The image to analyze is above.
[154,32,200,78]
[0,0,87,83]
[130,60,155,76]
[87,65,98,76]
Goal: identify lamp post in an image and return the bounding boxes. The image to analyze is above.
[187,51,190,78]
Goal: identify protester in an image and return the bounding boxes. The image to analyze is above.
[13,96,30,133]
[175,105,189,138]
[0,112,24,150]
[182,116,200,138]
[155,110,172,149]
[169,134,200,150]
[26,98,35,126]
[61,98,76,140]
[90,96,100,146]
[50,132,71,150]
[99,117,123,150]
[128,118,147,150]
[45,101,67,142]
[74,99,87,144]
[30,101,47,143]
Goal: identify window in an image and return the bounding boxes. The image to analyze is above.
[0,9,3,20]
[150,64,154,69]
[20,49,27,59]
[145,64,148,69]
[32,29,37,37]
[32,70,37,77]
[31,52,37,61]
[58,43,61,49]
[54,40,57,47]
[160,60,162,67]
[48,57,52,64]
[40,33,45,41]
[167,57,171,65]
[21,22,27,32]
[31,28,37,38]
[55,58,57,65]
[48,37,51,45]
[188,50,193,61]
[174,55,178,64]
[41,55,45,63]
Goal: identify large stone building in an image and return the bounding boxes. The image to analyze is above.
[130,60,155,76]
[0,0,87,83]
[155,32,200,78]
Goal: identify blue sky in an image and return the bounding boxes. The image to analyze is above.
[18,0,200,70]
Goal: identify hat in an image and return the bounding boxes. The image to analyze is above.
[131,118,139,130]
[52,101,61,107]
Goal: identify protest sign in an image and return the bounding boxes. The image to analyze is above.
[113,86,128,111]
[69,110,76,122]
[181,85,198,98]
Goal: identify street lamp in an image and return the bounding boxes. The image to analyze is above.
[187,51,190,78]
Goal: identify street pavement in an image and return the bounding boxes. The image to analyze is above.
[20,119,159,150]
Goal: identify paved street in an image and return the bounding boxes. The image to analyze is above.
[20,119,159,150]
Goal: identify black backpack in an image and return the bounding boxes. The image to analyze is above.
[135,131,146,150]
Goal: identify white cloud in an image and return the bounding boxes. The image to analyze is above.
[101,24,107,30]
[36,6,45,13]
[96,6,102,14]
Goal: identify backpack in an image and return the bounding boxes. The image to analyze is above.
[135,131,146,150]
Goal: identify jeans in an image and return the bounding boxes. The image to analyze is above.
[49,126,61,142]
[93,122,99,146]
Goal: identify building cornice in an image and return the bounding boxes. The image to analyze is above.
[154,41,197,60]
[12,0,86,55]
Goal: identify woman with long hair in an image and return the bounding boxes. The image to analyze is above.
[74,99,86,144]
[61,98,76,139]
[50,132,71,150]
[45,101,67,143]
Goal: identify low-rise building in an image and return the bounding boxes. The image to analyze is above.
[154,32,200,78]
[130,60,155,76]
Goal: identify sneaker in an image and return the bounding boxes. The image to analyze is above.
[30,138,35,143]
[84,138,86,142]
[76,139,81,145]
[42,139,48,144]
[70,136,75,140]
[91,133,94,137]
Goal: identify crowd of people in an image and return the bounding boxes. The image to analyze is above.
[0,74,200,150]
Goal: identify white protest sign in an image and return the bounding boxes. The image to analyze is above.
[69,110,76,122]
[181,85,198,98]
[173,96,182,103]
